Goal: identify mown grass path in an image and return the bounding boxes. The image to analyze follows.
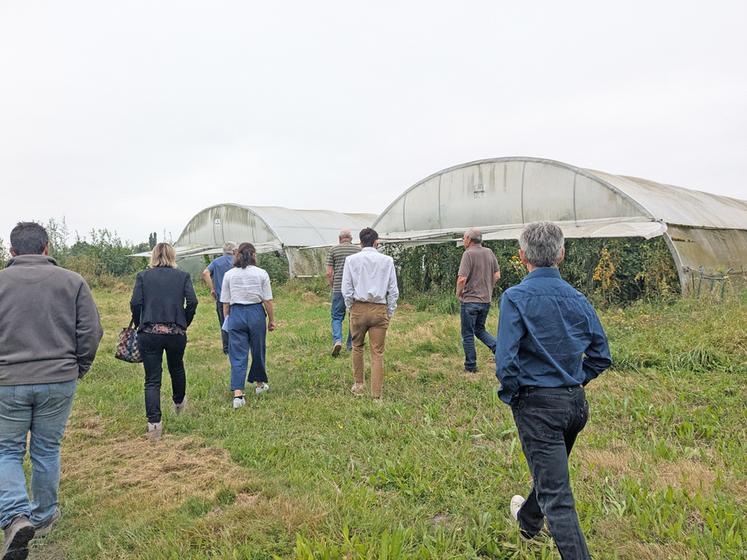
[30,284,747,559]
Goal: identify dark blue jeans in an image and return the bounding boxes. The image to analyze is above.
[331,292,352,350]
[511,386,591,560]
[216,300,229,355]
[460,302,496,371]
[227,303,267,391]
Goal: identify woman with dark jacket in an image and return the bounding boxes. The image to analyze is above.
[130,243,198,439]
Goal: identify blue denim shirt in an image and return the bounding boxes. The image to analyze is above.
[495,267,612,404]
[207,254,234,300]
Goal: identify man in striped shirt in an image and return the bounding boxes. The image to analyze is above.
[326,229,360,357]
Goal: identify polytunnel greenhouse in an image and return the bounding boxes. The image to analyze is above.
[173,204,376,277]
[373,157,747,294]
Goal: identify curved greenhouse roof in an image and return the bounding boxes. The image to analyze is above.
[373,157,747,293]
[175,204,376,277]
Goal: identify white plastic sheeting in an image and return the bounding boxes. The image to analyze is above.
[174,204,376,277]
[373,157,747,294]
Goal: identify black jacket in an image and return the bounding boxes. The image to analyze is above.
[130,267,198,330]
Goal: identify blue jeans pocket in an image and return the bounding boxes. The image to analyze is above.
[50,379,77,399]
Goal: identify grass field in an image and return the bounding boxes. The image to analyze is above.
[27,282,747,559]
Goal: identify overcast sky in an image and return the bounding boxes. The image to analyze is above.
[1,1,746,245]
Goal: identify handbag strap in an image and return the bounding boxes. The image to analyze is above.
[128,318,135,330]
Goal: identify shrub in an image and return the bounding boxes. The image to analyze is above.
[0,238,8,268]
[258,251,290,285]
[42,218,146,286]
[385,236,679,307]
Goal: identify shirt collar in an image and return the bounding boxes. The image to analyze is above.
[523,267,561,281]
[361,247,378,252]
[5,254,58,268]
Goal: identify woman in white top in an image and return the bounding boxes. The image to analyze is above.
[220,243,276,409]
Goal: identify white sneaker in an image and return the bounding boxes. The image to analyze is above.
[510,495,525,521]
[173,396,187,415]
[232,396,246,409]
[255,383,269,395]
[147,421,163,440]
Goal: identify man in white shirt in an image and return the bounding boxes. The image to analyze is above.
[341,228,399,399]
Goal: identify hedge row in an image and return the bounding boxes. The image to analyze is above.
[383,236,679,307]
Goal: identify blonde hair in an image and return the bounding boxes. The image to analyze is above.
[150,243,177,268]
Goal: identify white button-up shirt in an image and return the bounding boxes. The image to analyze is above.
[220,266,273,305]
[341,247,399,316]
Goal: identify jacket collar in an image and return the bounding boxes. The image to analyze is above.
[523,267,561,281]
[5,254,58,268]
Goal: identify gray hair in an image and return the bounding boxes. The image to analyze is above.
[223,241,236,254]
[464,227,482,244]
[339,229,352,240]
[519,222,564,267]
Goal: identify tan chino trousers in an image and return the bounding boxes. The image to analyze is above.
[350,302,389,398]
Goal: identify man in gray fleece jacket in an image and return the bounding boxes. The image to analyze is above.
[0,222,103,560]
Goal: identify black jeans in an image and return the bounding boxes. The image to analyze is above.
[216,301,229,354]
[138,332,187,423]
[511,386,591,560]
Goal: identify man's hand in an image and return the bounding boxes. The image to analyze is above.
[202,268,215,298]
[325,264,334,288]
[456,275,467,298]
[268,321,277,331]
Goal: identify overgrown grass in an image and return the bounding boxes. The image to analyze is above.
[27,284,747,559]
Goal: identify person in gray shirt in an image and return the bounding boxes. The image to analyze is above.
[456,228,501,373]
[0,222,103,558]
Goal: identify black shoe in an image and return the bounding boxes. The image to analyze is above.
[2,516,35,560]
[464,368,478,373]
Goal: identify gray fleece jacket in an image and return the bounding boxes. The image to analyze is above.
[0,254,103,385]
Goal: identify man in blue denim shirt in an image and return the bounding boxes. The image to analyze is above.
[202,242,236,355]
[496,222,611,560]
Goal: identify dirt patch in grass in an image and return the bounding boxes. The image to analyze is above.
[595,517,695,559]
[580,448,635,476]
[301,290,324,304]
[616,542,695,560]
[62,420,253,506]
[654,459,716,494]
